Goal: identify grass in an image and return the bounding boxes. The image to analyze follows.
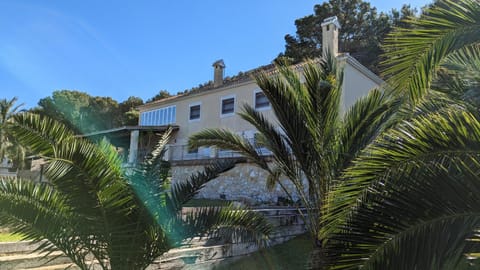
[0,232,25,242]
[212,234,313,270]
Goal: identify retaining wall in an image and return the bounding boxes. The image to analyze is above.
[172,163,306,205]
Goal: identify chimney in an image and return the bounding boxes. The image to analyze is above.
[321,16,341,58]
[212,59,225,87]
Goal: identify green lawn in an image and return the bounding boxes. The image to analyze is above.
[0,232,25,242]
[213,234,313,270]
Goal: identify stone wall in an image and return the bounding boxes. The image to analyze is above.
[172,163,305,205]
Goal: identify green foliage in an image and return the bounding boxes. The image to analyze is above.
[35,90,90,132]
[321,1,480,269]
[322,106,480,270]
[146,90,171,103]
[280,0,418,73]
[435,44,480,108]
[34,90,145,134]
[0,97,26,169]
[0,113,272,270]
[382,0,480,103]
[119,96,144,125]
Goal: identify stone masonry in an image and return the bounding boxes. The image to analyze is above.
[171,163,304,205]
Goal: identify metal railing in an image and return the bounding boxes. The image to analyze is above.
[123,139,273,165]
[167,142,272,161]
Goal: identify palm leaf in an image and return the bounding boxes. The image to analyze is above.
[382,0,480,102]
[322,108,480,269]
[435,44,480,106]
[189,128,268,169]
[336,89,399,175]
[168,160,236,211]
[181,206,272,247]
[0,179,97,269]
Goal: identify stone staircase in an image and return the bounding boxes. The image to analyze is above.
[0,208,306,270]
[0,241,79,270]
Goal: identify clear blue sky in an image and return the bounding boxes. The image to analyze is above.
[0,0,431,108]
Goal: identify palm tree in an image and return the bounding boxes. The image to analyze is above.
[320,1,480,269]
[188,58,397,251]
[381,0,480,103]
[435,43,480,109]
[322,101,480,270]
[0,97,25,168]
[0,113,272,270]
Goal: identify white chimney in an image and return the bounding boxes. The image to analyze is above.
[212,59,225,87]
[321,16,341,58]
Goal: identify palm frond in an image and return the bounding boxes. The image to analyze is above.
[1,112,274,270]
[182,206,272,247]
[238,104,298,182]
[322,108,480,269]
[0,179,96,268]
[255,65,315,167]
[382,0,480,102]
[443,44,480,77]
[169,160,236,211]
[189,128,268,170]
[435,44,480,106]
[11,113,131,216]
[336,89,399,175]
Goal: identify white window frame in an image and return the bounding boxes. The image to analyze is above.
[140,105,176,126]
[220,95,236,117]
[188,102,201,122]
[253,89,271,111]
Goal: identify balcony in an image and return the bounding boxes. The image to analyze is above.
[164,142,272,165]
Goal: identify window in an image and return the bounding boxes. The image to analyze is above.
[254,91,270,109]
[221,96,235,116]
[140,106,176,126]
[189,104,201,121]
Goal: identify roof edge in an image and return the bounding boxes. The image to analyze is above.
[338,54,384,85]
[81,125,179,137]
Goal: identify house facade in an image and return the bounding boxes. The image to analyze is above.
[134,16,384,204]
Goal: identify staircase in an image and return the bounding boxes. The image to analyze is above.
[0,241,79,270]
[0,207,306,270]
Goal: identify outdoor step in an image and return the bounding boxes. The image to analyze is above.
[153,233,304,269]
[18,262,103,270]
[0,251,73,270]
[154,242,259,269]
[0,240,45,255]
[17,262,80,270]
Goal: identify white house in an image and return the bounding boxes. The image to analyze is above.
[131,16,383,204]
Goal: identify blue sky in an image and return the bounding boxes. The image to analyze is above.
[0,0,431,108]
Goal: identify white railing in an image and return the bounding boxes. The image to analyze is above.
[167,142,272,161]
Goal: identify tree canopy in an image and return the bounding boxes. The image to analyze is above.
[0,97,26,169]
[33,90,145,134]
[146,90,171,103]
